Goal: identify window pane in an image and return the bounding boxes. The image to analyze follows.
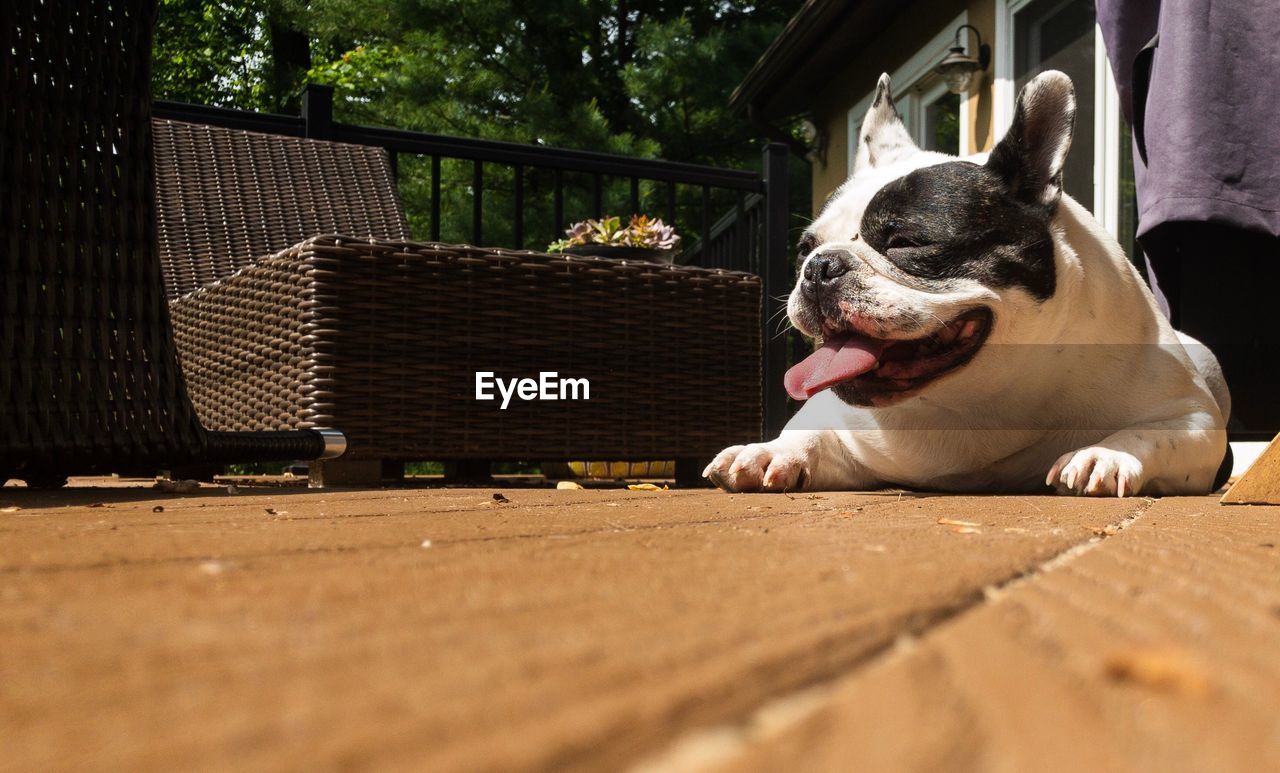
[1118,114,1146,277]
[1014,0,1095,210]
[924,92,961,154]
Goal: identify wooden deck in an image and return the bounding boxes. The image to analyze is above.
[2,480,1278,772]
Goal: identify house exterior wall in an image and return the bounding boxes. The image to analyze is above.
[810,0,996,215]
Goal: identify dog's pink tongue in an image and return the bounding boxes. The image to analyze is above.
[784,337,884,400]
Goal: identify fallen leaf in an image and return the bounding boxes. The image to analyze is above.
[87,503,105,508]
[1103,647,1211,697]
[627,483,665,491]
[556,481,585,490]
[952,526,982,534]
[605,502,620,507]
[1,506,19,513]
[264,508,288,516]
[1003,527,1029,534]
[937,518,980,527]
[492,493,510,503]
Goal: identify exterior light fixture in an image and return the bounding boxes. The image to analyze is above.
[935,24,990,95]
[800,118,827,166]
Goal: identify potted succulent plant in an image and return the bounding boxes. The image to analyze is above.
[541,214,681,480]
[548,215,681,262]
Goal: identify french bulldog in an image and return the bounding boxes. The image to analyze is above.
[705,70,1229,497]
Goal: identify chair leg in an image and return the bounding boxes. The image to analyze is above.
[381,460,405,484]
[308,459,384,488]
[675,457,710,488]
[444,460,493,484]
[165,464,222,483]
[21,470,69,489]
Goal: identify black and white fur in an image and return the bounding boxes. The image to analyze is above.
[705,71,1228,496]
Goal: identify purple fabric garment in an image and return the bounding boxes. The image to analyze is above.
[1097,0,1280,240]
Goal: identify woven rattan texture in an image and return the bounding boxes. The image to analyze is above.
[152,119,410,298]
[0,0,212,471]
[170,237,762,460]
[171,246,317,434]
[1,0,326,478]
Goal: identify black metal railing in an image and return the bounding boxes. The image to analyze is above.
[153,84,793,437]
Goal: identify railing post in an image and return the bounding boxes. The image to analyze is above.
[301,83,334,140]
[761,142,791,440]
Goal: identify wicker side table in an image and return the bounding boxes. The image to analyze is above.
[169,236,762,485]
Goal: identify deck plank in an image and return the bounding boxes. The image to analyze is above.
[0,485,1145,772]
[716,498,1280,773]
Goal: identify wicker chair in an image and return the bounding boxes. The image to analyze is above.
[154,120,762,485]
[0,0,343,487]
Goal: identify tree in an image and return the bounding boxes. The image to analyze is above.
[156,1,796,161]
[153,0,314,112]
[152,0,809,249]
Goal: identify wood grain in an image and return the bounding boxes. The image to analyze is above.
[717,498,1280,773]
[0,483,1144,772]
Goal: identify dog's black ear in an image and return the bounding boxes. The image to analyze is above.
[854,74,918,173]
[986,70,1076,208]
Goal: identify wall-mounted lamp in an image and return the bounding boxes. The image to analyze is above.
[800,118,827,166]
[935,24,990,95]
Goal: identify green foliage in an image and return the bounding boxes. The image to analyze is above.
[153,0,272,109]
[295,1,797,162]
[620,13,787,163]
[153,0,317,112]
[153,1,811,250]
[930,92,961,155]
[154,1,798,162]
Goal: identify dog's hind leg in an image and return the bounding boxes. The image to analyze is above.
[1177,331,1231,424]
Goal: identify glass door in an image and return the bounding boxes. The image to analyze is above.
[1011,0,1097,210]
[1003,0,1146,275]
[1117,115,1143,277]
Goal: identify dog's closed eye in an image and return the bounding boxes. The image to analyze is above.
[886,234,921,251]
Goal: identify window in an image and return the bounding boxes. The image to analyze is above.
[922,85,961,155]
[997,0,1140,267]
[1012,0,1096,209]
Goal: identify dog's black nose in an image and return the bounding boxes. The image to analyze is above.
[803,251,850,283]
[801,250,850,297]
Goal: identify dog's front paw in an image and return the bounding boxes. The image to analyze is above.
[1047,447,1144,497]
[703,443,810,493]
